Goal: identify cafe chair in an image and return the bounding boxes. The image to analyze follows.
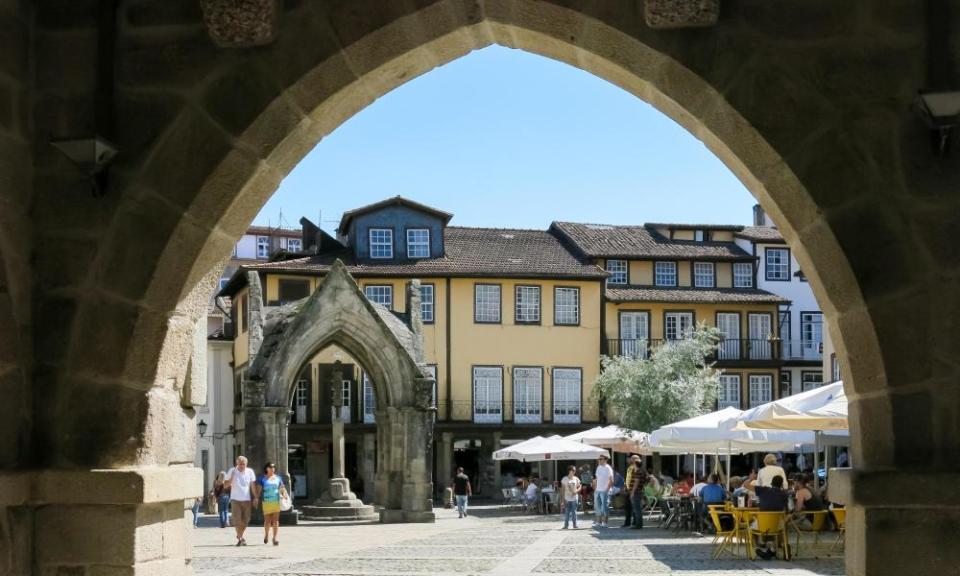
[830,508,846,552]
[792,510,829,558]
[747,511,791,561]
[708,508,739,559]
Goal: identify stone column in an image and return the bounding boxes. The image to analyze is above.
[331,417,345,478]
[0,468,202,576]
[439,432,453,489]
[362,433,376,503]
[493,431,503,493]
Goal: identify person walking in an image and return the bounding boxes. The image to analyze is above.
[629,458,648,529]
[621,455,640,527]
[592,454,614,528]
[561,465,582,529]
[224,456,257,546]
[213,471,230,528]
[452,467,472,518]
[256,462,288,546]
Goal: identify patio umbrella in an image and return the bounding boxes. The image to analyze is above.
[493,435,610,462]
[564,425,652,455]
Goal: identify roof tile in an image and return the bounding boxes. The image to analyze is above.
[551,222,753,259]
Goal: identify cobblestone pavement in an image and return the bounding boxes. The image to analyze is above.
[191,504,845,575]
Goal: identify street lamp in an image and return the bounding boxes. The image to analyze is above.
[198,419,208,438]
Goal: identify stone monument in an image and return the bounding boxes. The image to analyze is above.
[300,360,378,521]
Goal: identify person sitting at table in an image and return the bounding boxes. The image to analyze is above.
[757,454,786,488]
[643,474,661,500]
[700,474,726,506]
[791,473,825,528]
[742,469,758,494]
[524,477,540,507]
[753,474,788,560]
[674,474,693,496]
[690,476,708,498]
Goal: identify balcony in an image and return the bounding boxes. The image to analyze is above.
[780,339,823,362]
[446,401,595,424]
[606,338,783,363]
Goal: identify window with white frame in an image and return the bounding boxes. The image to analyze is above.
[606,259,628,285]
[420,284,434,323]
[515,285,541,323]
[553,368,582,423]
[749,374,773,408]
[362,372,375,424]
[765,248,790,281]
[513,367,543,424]
[832,355,841,382]
[473,367,503,423]
[369,228,393,259]
[293,378,308,423]
[801,312,823,359]
[336,379,352,423]
[733,262,753,288]
[286,238,302,252]
[694,229,706,241]
[665,312,694,340]
[474,284,501,323]
[256,236,270,259]
[694,262,715,287]
[718,374,741,409]
[801,372,823,392]
[406,228,430,259]
[654,261,677,286]
[554,287,580,325]
[364,285,393,309]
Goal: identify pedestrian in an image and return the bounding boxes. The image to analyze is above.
[256,462,288,546]
[191,497,202,527]
[224,455,257,546]
[592,454,614,528]
[629,458,648,529]
[213,471,230,528]
[452,467,472,518]
[621,454,640,528]
[561,465,581,529]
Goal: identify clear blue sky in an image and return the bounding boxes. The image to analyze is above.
[255,46,756,233]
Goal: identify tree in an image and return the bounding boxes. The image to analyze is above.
[594,324,722,434]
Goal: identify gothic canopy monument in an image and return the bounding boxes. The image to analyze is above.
[240,260,436,523]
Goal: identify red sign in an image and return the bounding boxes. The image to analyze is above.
[544,453,552,460]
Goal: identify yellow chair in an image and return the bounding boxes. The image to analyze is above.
[792,510,829,557]
[831,508,846,552]
[746,511,791,560]
[708,508,739,559]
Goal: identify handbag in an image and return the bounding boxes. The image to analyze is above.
[280,490,293,512]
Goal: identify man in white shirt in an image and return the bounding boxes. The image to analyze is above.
[224,456,258,546]
[756,453,787,488]
[592,455,615,528]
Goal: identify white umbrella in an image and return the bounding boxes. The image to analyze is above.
[737,381,848,431]
[493,435,610,462]
[565,425,652,455]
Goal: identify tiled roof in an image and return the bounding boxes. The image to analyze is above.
[246,225,301,237]
[222,227,605,294]
[551,222,753,260]
[338,195,453,232]
[606,286,789,304]
[734,226,784,243]
[645,223,744,231]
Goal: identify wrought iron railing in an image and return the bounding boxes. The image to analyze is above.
[446,401,598,424]
[607,337,783,362]
[780,339,823,361]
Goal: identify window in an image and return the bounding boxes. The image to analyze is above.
[369,228,393,259]
[831,354,841,382]
[749,374,773,408]
[292,379,308,424]
[801,312,823,360]
[554,287,580,325]
[733,262,753,288]
[748,313,773,359]
[419,284,434,323]
[286,238,302,252]
[553,368,582,424]
[278,278,310,303]
[256,235,270,259]
[619,311,650,359]
[515,285,541,324]
[802,371,823,392]
[218,277,230,291]
[765,248,790,281]
[654,261,677,286]
[362,372,375,424]
[694,229,706,242]
[718,374,741,409]
[364,285,393,309]
[474,284,501,323]
[406,228,430,259]
[473,366,503,423]
[513,367,543,424]
[780,371,792,397]
[716,312,741,359]
[606,259,628,285]
[694,262,715,287]
[336,379,352,423]
[665,312,694,340]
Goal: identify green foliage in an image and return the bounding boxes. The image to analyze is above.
[594,324,722,433]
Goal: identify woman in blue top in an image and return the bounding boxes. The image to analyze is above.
[256,462,288,546]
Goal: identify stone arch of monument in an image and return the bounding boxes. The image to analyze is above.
[241,260,436,523]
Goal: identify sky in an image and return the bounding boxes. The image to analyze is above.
[254,46,756,234]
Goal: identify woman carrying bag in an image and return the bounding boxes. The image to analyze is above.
[256,462,290,546]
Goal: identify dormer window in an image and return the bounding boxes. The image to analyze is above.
[694,230,705,241]
[407,228,430,259]
[369,228,393,259]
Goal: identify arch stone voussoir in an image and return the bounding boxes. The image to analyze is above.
[240,260,435,523]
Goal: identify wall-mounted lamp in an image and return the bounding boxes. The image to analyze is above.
[915,91,960,156]
[50,135,118,196]
[197,419,209,437]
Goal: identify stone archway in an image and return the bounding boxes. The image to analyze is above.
[241,261,435,523]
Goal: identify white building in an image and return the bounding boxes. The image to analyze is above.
[735,205,824,396]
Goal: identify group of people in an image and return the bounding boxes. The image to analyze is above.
[195,456,292,547]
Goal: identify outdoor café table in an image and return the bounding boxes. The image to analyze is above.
[660,496,681,529]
